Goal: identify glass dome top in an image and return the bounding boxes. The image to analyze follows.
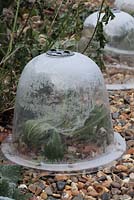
[83,10,134,54]
[2,50,126,172]
[114,0,134,15]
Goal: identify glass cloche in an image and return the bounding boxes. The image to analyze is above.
[114,0,134,15]
[2,50,126,173]
[79,9,134,69]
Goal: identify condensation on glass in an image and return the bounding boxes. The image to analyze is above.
[79,9,134,69]
[2,50,126,172]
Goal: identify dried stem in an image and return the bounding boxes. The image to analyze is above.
[82,0,106,54]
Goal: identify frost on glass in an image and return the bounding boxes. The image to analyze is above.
[79,10,134,68]
[12,52,114,164]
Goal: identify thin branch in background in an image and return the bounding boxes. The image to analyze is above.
[1,0,21,65]
[82,0,106,54]
[48,0,64,35]
[0,46,22,66]
[17,1,36,40]
[7,0,21,54]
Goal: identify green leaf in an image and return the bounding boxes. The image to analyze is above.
[44,132,64,161]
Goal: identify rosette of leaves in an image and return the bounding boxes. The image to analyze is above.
[72,104,112,145]
[22,120,64,160]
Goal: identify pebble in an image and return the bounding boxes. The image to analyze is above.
[61,191,72,199]
[72,194,84,200]
[40,192,48,200]
[52,193,61,198]
[122,178,130,184]
[55,175,68,181]
[128,189,134,198]
[129,173,134,180]
[112,112,119,119]
[28,183,42,195]
[47,197,58,200]
[111,182,121,189]
[44,186,53,195]
[71,176,78,183]
[112,188,122,195]
[18,184,28,189]
[71,182,78,191]
[121,194,132,200]
[101,192,111,200]
[122,154,131,160]
[77,182,84,190]
[116,165,128,172]
[56,181,66,191]
[85,195,97,200]
[97,176,107,182]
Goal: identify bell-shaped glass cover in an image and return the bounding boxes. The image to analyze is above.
[2,50,126,172]
[83,10,134,53]
[114,0,134,15]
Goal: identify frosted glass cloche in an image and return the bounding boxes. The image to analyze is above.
[114,0,134,15]
[2,50,126,172]
[79,10,134,68]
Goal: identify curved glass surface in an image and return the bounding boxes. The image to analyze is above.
[114,0,134,15]
[79,10,134,68]
[1,50,126,172]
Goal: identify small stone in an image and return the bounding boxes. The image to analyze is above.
[78,177,87,183]
[84,196,96,200]
[66,179,72,185]
[129,173,134,180]
[47,197,57,200]
[122,154,131,160]
[128,189,134,198]
[55,175,68,181]
[71,176,78,183]
[112,112,119,119]
[72,190,79,196]
[103,167,111,174]
[97,171,106,177]
[71,182,78,191]
[40,192,48,200]
[116,165,128,172]
[52,194,61,198]
[56,181,66,191]
[88,191,99,197]
[65,185,72,190]
[123,178,130,184]
[97,176,107,182]
[127,148,134,154]
[51,182,57,191]
[112,174,122,184]
[18,184,28,189]
[61,191,72,200]
[121,194,132,200]
[111,188,121,195]
[72,194,84,200]
[44,186,53,195]
[111,182,121,189]
[101,192,111,200]
[28,182,44,195]
[127,140,134,148]
[102,180,111,188]
[77,182,84,190]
